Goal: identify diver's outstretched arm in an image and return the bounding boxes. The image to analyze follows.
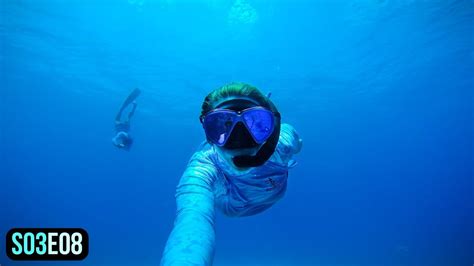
[160,151,217,266]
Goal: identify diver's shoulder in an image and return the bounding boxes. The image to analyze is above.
[278,123,303,155]
[279,123,300,143]
[190,141,217,162]
[280,123,297,133]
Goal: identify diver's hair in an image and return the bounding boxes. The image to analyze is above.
[201,82,278,117]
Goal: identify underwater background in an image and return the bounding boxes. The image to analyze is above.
[1,0,473,265]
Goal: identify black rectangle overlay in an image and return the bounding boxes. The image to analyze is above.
[6,228,89,260]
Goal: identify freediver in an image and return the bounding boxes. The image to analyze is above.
[160,82,303,265]
[112,88,141,150]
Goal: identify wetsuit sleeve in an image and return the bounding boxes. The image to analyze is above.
[276,123,303,164]
[160,150,217,266]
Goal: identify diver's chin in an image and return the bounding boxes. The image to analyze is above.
[223,147,259,157]
[214,146,260,170]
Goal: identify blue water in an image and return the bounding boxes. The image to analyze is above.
[1,0,473,265]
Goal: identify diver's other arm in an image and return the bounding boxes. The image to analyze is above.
[115,88,141,122]
[126,101,137,122]
[160,152,217,266]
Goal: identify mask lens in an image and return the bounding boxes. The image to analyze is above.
[203,111,236,146]
[242,108,274,144]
